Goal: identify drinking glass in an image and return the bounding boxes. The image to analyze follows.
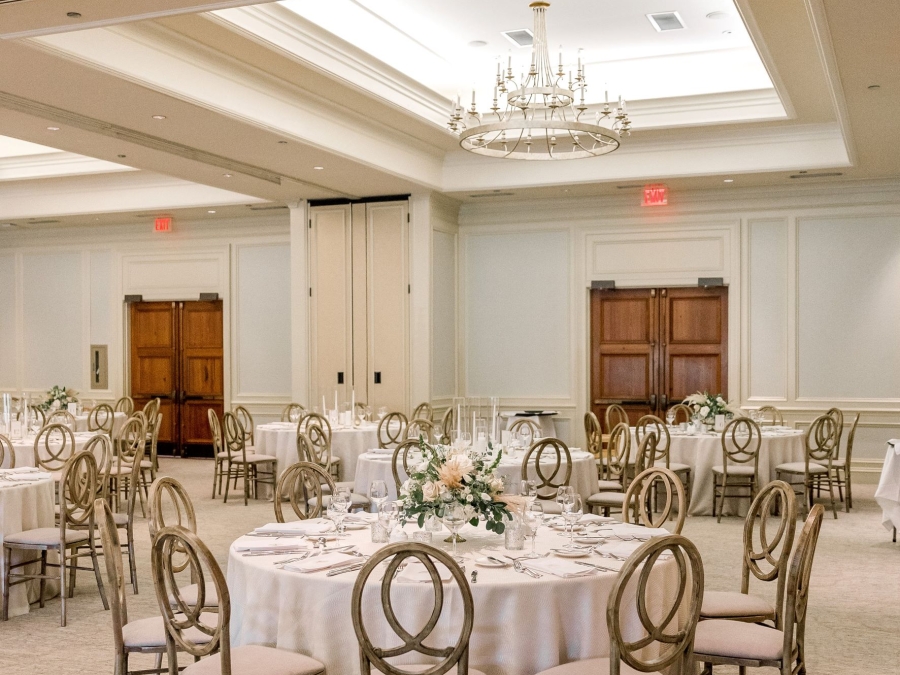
[562,494,583,549]
[442,503,466,559]
[369,480,388,513]
[377,406,388,420]
[327,502,346,536]
[520,479,537,509]
[665,409,675,426]
[355,406,366,427]
[378,501,399,539]
[523,503,543,558]
[450,430,471,450]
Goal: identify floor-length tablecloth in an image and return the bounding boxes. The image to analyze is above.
[0,431,99,469]
[255,422,379,482]
[875,440,900,532]
[227,523,680,675]
[633,428,806,516]
[354,449,599,502]
[0,473,55,616]
[73,411,126,437]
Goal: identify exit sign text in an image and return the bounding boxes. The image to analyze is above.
[642,184,669,207]
[154,217,172,232]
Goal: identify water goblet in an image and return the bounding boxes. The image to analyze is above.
[369,480,388,513]
[523,503,544,558]
[665,409,675,426]
[442,503,467,560]
[520,479,537,509]
[562,494,583,549]
[378,501,399,539]
[377,406,388,421]
[327,502,346,536]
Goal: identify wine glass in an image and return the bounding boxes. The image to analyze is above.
[377,406,388,421]
[665,408,675,426]
[562,494,583,549]
[379,501,399,539]
[327,502,346,536]
[369,480,388,513]
[442,503,466,560]
[520,479,537,509]
[523,502,543,558]
[355,406,366,427]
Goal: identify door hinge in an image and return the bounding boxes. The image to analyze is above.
[408,284,411,294]
[309,288,312,297]
[308,219,312,228]
[407,213,410,223]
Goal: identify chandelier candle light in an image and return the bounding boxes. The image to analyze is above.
[448,1,630,160]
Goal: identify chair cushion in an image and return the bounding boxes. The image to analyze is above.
[5,527,89,547]
[535,657,649,675]
[140,460,153,469]
[693,619,784,662]
[775,462,827,475]
[701,590,775,620]
[711,465,757,476]
[122,613,217,649]
[587,492,626,507]
[373,667,486,675]
[170,581,219,609]
[231,453,277,464]
[814,458,845,468]
[182,644,324,675]
[112,512,129,527]
[596,479,623,491]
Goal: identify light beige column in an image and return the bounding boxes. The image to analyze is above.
[289,200,310,406]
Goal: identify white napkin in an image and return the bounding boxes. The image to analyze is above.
[233,537,308,552]
[345,512,378,524]
[396,560,453,583]
[254,518,335,536]
[520,558,593,578]
[2,467,39,474]
[368,447,395,455]
[581,514,616,524]
[283,552,359,573]
[7,472,51,481]
[595,540,673,559]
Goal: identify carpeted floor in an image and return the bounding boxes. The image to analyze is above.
[0,457,896,675]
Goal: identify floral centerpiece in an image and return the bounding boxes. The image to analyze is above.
[42,385,79,411]
[398,439,513,538]
[683,391,743,424]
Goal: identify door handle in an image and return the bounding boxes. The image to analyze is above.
[650,394,657,408]
[661,394,668,408]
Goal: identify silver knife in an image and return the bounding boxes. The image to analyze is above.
[326,563,365,577]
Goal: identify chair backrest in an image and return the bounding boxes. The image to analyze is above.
[624,466,686,533]
[391,439,420,494]
[635,415,671,467]
[208,409,223,456]
[96,498,129,658]
[302,412,332,445]
[281,403,305,423]
[116,416,146,472]
[149,476,198,538]
[605,404,629,434]
[669,403,693,425]
[351,542,474,675]
[633,431,659,476]
[508,418,540,445]
[411,401,433,422]
[378,412,408,449]
[84,433,113,501]
[149,412,162,470]
[33,423,77,472]
[439,407,454,444]
[233,405,254,446]
[114,396,134,415]
[825,407,844,450]
[274,462,336,522]
[741,480,797,629]
[720,417,762,473]
[584,412,602,458]
[779,504,825,669]
[602,423,631,483]
[757,405,784,426]
[521,438,572,501]
[48,409,76,426]
[804,414,838,473]
[143,397,161,422]
[841,413,860,463]
[305,424,333,470]
[607,534,703,675]
[60,450,100,537]
[151,527,229,670]
[222,412,247,461]
[87,403,116,435]
[406,418,436,442]
[21,404,46,427]
[0,434,14,469]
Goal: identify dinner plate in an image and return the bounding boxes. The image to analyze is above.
[552,548,589,558]
[551,524,584,532]
[574,536,603,545]
[473,556,509,568]
[342,522,369,531]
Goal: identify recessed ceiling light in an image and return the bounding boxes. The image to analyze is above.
[868,84,881,90]
[501,29,533,47]
[66,12,82,19]
[223,173,232,178]
[47,126,60,131]
[151,115,166,120]
[647,12,685,32]
[706,11,729,20]
[723,179,734,183]
[207,210,216,214]
[468,40,488,48]
[313,166,324,170]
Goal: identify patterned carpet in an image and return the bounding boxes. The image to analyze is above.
[0,457,896,675]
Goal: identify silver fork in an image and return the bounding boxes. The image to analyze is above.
[505,557,541,578]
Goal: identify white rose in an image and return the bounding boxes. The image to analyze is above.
[51,400,60,410]
[716,397,725,405]
[466,493,473,502]
[480,492,491,502]
[490,478,504,493]
[421,481,441,502]
[700,406,710,417]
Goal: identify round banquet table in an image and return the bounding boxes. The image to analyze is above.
[354,448,599,503]
[73,411,127,436]
[0,431,101,470]
[227,521,681,675]
[632,427,806,516]
[0,470,56,617]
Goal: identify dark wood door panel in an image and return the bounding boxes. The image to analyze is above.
[666,296,724,344]
[598,297,654,342]
[182,354,223,396]
[181,302,223,348]
[598,354,653,399]
[667,355,723,401]
[181,400,220,446]
[131,304,175,348]
[133,354,175,396]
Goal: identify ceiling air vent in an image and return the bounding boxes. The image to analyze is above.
[501,29,533,47]
[647,12,686,32]
[789,172,843,179]
[248,204,289,211]
[26,219,60,225]
[469,192,515,198]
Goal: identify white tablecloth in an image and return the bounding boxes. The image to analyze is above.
[0,472,55,616]
[354,449,599,503]
[638,428,806,516]
[875,440,900,532]
[255,422,380,482]
[73,411,127,436]
[227,522,680,675]
[0,431,99,469]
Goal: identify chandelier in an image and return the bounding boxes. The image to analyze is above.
[447,1,631,160]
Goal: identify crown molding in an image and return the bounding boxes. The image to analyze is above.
[0,151,135,181]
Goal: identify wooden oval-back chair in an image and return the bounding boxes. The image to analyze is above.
[439,407,454,444]
[233,405,255,449]
[88,403,116,436]
[411,401,433,422]
[114,397,134,416]
[274,461,336,522]
[508,418,540,446]
[222,412,276,506]
[669,403,693,425]
[819,412,859,511]
[406,418,436,443]
[378,412,408,449]
[584,411,603,459]
[775,414,839,519]
[712,417,762,522]
[604,404,629,434]
[0,434,14,469]
[109,416,147,514]
[624,466,687,534]
[281,402,306,423]
[33,423,77,477]
[636,414,692,511]
[391,439,421,495]
[48,409,76,426]
[521,438,572,513]
[756,405,784,426]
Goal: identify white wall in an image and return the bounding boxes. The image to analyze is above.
[0,214,291,422]
[459,180,900,476]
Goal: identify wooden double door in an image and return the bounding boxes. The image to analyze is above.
[590,287,728,428]
[129,301,224,456]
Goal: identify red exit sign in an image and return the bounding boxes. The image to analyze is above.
[642,184,669,207]
[154,217,172,232]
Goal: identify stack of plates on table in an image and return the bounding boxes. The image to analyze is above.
[283,552,360,573]
[252,518,336,536]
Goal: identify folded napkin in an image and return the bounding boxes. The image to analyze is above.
[396,560,453,584]
[8,472,52,481]
[889,439,900,455]
[581,514,616,524]
[596,540,674,559]
[521,558,593,578]
[233,537,308,553]
[368,447,395,455]
[254,518,335,536]
[601,523,670,539]
[345,512,378,524]
[283,552,359,573]
[3,467,39,474]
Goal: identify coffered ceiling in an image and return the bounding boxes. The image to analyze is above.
[0,0,896,223]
